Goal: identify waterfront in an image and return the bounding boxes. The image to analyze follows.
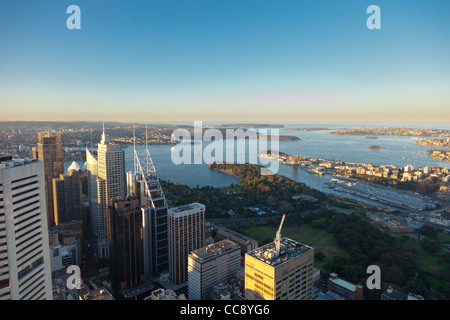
[65,122,449,211]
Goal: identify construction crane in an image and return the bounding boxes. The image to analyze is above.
[264,214,286,260]
[274,214,286,255]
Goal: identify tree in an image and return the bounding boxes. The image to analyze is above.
[418,225,438,239]
[315,252,325,261]
[420,237,441,254]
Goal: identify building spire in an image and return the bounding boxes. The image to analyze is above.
[100,122,109,144]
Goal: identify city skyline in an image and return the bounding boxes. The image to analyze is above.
[1,1,450,122]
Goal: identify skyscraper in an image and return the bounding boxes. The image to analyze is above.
[127,153,169,277]
[188,239,241,300]
[168,203,205,284]
[35,132,64,227]
[86,126,126,258]
[86,147,99,236]
[107,196,144,299]
[244,237,314,300]
[0,156,53,300]
[52,168,82,225]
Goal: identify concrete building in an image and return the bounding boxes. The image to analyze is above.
[0,156,53,300]
[213,224,259,254]
[168,203,205,284]
[327,273,363,300]
[244,237,314,300]
[188,239,241,300]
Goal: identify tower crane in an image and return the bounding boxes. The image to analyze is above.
[274,214,286,255]
[264,214,286,260]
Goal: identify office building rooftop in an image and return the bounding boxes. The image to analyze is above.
[170,202,204,213]
[190,239,240,263]
[246,237,313,267]
[0,156,38,169]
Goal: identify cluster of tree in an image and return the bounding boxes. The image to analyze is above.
[322,213,447,299]
[161,163,329,218]
[209,162,326,203]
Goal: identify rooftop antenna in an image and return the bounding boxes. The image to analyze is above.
[145,123,148,150]
[133,123,137,171]
[90,129,94,152]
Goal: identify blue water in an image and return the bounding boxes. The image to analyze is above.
[66,122,450,191]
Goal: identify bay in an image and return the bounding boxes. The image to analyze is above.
[65,122,449,198]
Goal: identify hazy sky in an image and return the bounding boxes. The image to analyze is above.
[1,0,449,122]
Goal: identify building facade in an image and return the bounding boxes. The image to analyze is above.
[244,237,314,300]
[0,156,53,300]
[326,273,363,300]
[188,239,241,300]
[127,170,169,278]
[107,197,144,298]
[168,203,205,284]
[52,168,82,225]
[35,132,64,227]
[86,127,126,258]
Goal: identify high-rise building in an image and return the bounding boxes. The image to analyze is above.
[127,170,169,277]
[244,237,314,300]
[0,156,53,300]
[86,126,126,258]
[52,168,82,225]
[107,196,144,299]
[127,124,169,277]
[168,203,205,284]
[86,147,99,236]
[188,239,241,300]
[35,132,64,227]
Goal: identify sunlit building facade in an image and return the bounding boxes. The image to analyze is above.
[0,156,53,300]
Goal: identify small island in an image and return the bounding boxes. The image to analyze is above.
[366,145,384,150]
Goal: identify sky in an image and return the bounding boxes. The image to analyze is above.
[0,0,450,123]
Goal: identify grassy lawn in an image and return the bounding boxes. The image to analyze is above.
[404,235,449,290]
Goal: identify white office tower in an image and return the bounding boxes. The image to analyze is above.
[0,156,53,300]
[188,239,241,300]
[86,126,126,258]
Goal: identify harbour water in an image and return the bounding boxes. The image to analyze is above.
[65,122,449,208]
